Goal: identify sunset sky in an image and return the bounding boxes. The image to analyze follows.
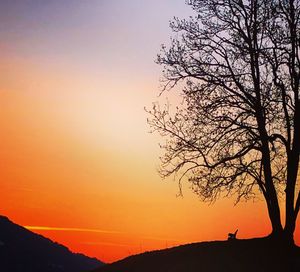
[0,0,299,263]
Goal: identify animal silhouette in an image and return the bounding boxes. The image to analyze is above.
[228,229,238,240]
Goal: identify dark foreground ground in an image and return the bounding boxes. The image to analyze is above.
[93,237,300,272]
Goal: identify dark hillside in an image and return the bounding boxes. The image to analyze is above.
[94,237,300,272]
[0,215,104,272]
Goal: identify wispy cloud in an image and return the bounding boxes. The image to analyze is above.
[24,226,123,234]
[24,226,190,245]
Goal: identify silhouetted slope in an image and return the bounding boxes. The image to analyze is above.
[0,215,104,272]
[94,237,300,272]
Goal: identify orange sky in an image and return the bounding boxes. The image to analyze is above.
[0,0,299,263]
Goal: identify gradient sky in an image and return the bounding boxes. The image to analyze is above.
[0,0,299,263]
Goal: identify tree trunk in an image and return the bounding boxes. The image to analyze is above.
[265,201,283,237]
[284,103,300,246]
[259,124,283,236]
[284,155,298,246]
[283,0,300,248]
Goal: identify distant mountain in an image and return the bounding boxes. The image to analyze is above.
[0,215,104,272]
[93,237,300,272]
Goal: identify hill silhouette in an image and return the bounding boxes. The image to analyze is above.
[0,215,104,272]
[93,237,300,272]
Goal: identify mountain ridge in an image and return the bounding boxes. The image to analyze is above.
[0,215,104,272]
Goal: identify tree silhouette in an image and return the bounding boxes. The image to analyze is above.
[147,0,299,245]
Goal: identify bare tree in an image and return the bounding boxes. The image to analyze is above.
[147,0,300,245]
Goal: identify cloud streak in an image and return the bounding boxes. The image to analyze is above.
[24,226,189,245]
[24,226,123,234]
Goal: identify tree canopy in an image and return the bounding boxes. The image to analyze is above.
[147,0,300,244]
